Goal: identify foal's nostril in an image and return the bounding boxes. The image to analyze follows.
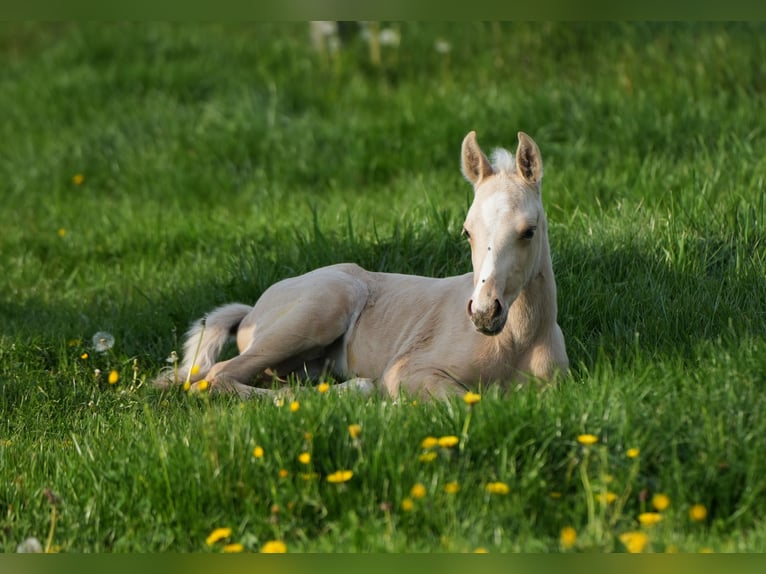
[467,299,474,317]
[492,299,502,319]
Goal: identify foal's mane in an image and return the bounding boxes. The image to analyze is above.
[490,148,515,174]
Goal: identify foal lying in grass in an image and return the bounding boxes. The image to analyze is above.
[156,131,568,399]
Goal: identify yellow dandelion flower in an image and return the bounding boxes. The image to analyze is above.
[278,469,289,478]
[626,447,640,458]
[303,432,313,441]
[260,540,287,553]
[252,446,264,459]
[463,391,481,405]
[638,512,663,526]
[401,498,414,512]
[326,470,353,483]
[317,382,330,393]
[421,436,438,449]
[596,491,618,505]
[619,531,649,553]
[300,472,319,481]
[652,493,671,512]
[418,451,438,463]
[57,228,67,238]
[348,424,362,439]
[560,526,577,549]
[222,543,244,553]
[577,434,599,446]
[183,380,191,392]
[485,482,510,495]
[108,370,119,385]
[549,491,562,499]
[80,352,89,360]
[289,401,300,412]
[689,504,707,522]
[298,452,311,465]
[444,481,460,494]
[472,547,489,554]
[438,435,459,448]
[699,547,714,554]
[72,173,85,185]
[190,364,200,376]
[410,483,427,499]
[205,527,232,546]
[197,379,209,392]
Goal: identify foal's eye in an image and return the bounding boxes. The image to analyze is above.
[520,226,537,240]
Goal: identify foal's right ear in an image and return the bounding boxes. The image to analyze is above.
[461,131,493,187]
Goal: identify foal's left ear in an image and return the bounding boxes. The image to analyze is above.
[516,131,543,184]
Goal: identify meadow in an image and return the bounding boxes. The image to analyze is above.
[0,22,765,553]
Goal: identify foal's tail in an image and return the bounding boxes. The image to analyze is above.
[153,303,253,388]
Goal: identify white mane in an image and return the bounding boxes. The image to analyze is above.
[490,148,515,174]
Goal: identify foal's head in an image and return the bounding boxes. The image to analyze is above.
[460,131,546,335]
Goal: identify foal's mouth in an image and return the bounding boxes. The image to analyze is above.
[468,298,507,336]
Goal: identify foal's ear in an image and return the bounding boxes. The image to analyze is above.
[516,131,543,184]
[461,131,493,186]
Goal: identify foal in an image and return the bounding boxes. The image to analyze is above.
[155,131,568,399]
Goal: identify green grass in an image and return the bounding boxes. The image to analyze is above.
[1,22,765,553]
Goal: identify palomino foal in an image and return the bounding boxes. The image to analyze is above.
[156,131,568,399]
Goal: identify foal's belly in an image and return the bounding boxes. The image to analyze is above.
[339,271,479,381]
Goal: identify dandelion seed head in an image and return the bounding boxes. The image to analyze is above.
[434,39,451,54]
[92,331,115,353]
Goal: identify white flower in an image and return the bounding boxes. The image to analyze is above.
[92,331,115,353]
[380,28,400,47]
[16,537,43,553]
[435,39,451,54]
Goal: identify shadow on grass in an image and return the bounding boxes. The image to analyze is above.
[2,219,763,379]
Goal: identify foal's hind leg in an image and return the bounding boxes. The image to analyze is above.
[204,271,368,394]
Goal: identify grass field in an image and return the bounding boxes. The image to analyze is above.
[1,22,765,553]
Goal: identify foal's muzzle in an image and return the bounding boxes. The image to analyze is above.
[467,298,506,335]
